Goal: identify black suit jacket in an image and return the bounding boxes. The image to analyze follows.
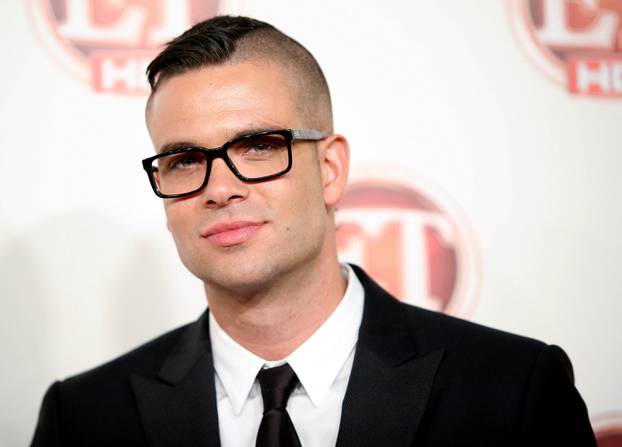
[31,265,596,446]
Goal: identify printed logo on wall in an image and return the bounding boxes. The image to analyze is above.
[336,172,481,318]
[593,413,622,446]
[508,0,622,97]
[26,0,244,94]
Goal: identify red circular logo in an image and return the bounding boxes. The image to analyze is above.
[508,0,622,97]
[336,172,481,317]
[593,413,622,447]
[26,0,244,94]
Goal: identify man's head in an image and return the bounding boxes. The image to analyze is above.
[146,15,333,133]
[144,16,349,296]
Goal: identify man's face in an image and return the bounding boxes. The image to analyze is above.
[146,61,332,294]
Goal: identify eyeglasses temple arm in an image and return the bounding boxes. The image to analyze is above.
[291,129,327,140]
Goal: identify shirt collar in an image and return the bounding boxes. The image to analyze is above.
[209,312,265,415]
[287,264,364,407]
[209,264,365,414]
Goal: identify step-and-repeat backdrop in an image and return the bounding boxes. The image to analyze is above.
[1,1,621,444]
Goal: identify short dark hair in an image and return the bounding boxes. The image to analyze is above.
[146,15,333,131]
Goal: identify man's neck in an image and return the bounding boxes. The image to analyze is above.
[205,256,347,361]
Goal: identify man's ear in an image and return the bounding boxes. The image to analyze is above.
[319,134,350,207]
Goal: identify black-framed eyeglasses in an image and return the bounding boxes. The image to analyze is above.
[142,129,327,199]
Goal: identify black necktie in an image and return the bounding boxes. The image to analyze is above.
[256,363,302,447]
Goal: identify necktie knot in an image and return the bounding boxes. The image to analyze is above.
[256,363,301,446]
[257,363,299,413]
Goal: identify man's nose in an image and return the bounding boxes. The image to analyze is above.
[201,157,249,207]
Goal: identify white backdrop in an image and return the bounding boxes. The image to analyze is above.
[1,1,621,445]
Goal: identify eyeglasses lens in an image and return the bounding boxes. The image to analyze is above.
[228,133,289,179]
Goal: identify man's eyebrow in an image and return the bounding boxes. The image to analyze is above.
[229,125,286,140]
[158,141,200,153]
[157,125,287,153]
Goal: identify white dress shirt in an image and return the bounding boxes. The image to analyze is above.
[209,264,365,447]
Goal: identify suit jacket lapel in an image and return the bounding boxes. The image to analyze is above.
[131,311,221,447]
[337,266,444,447]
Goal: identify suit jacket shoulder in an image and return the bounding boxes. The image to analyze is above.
[70,321,190,385]
[342,264,595,447]
[31,317,210,447]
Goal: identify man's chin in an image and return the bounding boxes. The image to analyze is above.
[198,262,279,296]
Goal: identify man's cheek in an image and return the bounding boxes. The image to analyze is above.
[163,203,178,233]
[164,203,190,234]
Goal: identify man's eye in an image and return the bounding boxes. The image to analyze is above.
[175,157,199,167]
[247,142,276,152]
[237,136,286,155]
[162,153,204,171]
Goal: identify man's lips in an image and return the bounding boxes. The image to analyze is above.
[201,221,265,247]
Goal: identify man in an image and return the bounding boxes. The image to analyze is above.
[32,15,596,447]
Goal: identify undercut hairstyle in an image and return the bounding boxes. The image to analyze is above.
[146,15,333,132]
